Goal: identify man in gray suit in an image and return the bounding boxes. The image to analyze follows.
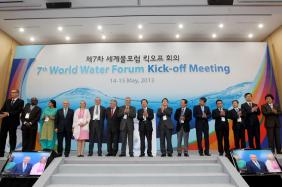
[261,94,281,154]
[118,97,136,157]
[157,98,174,157]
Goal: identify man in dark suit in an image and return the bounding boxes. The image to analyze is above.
[174,99,192,157]
[88,97,106,156]
[12,156,33,175]
[157,98,174,157]
[246,154,267,173]
[118,97,136,157]
[241,93,261,149]
[212,99,230,156]
[0,89,24,157]
[193,97,211,156]
[55,100,74,157]
[105,99,121,156]
[261,94,281,154]
[228,100,246,149]
[137,99,154,157]
[21,97,41,152]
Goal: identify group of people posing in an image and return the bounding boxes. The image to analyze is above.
[0,89,281,157]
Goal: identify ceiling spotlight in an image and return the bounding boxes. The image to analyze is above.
[97,25,103,31]
[101,35,106,40]
[248,33,254,38]
[258,23,264,29]
[178,24,183,29]
[175,34,180,39]
[138,24,143,29]
[212,33,217,38]
[138,34,143,39]
[29,37,35,42]
[65,36,70,41]
[19,27,25,33]
[218,23,224,28]
[57,26,63,31]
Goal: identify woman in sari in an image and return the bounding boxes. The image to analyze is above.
[73,100,90,157]
[40,100,57,151]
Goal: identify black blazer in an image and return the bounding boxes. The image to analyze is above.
[137,108,154,132]
[174,107,192,132]
[157,107,174,130]
[105,107,121,131]
[193,105,211,125]
[241,102,260,127]
[0,98,24,127]
[228,108,245,129]
[55,108,74,132]
[261,103,281,128]
[21,103,41,130]
[212,108,229,130]
[89,105,106,128]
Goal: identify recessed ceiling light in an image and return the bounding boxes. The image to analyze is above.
[65,36,71,41]
[258,23,264,29]
[175,34,180,39]
[97,25,103,31]
[178,24,183,29]
[218,23,224,29]
[212,33,217,38]
[29,37,35,42]
[138,24,143,29]
[248,33,254,38]
[101,35,106,40]
[138,34,143,39]
[19,27,25,32]
[57,26,63,31]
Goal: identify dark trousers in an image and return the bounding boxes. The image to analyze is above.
[57,131,72,156]
[233,124,246,149]
[0,124,17,156]
[121,125,134,155]
[160,127,173,155]
[266,126,281,153]
[215,125,230,154]
[246,124,261,149]
[22,127,37,152]
[107,127,119,155]
[139,129,152,155]
[89,120,103,155]
[196,122,209,154]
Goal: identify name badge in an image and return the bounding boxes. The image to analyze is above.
[123,115,127,119]
[163,115,167,120]
[25,113,30,119]
[180,119,184,123]
[221,117,226,122]
[237,118,242,123]
[44,117,49,122]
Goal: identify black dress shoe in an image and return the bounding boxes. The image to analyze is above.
[147,154,153,157]
[98,153,102,157]
[184,153,189,157]
[205,153,211,156]
[167,153,173,157]
[130,154,134,157]
[106,153,112,156]
[277,151,282,154]
[161,154,166,157]
[64,155,69,157]
[57,153,62,157]
[199,153,204,156]
[139,154,145,157]
[178,153,181,157]
[88,153,93,156]
[119,154,126,157]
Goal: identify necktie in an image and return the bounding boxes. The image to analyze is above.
[23,164,26,172]
[111,109,114,117]
[95,106,99,115]
[255,161,261,169]
[11,99,15,105]
[249,102,252,108]
[181,108,185,115]
[64,109,67,118]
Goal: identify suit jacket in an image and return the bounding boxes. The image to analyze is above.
[174,107,192,132]
[241,102,261,127]
[117,105,136,131]
[21,103,41,130]
[193,105,211,125]
[89,105,106,128]
[12,162,33,175]
[157,107,174,130]
[228,108,245,129]
[212,108,229,130]
[246,160,267,173]
[105,107,121,131]
[261,103,281,128]
[0,98,24,127]
[137,107,154,131]
[54,108,74,132]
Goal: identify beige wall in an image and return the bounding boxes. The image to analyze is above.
[0,30,19,107]
[267,25,282,106]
